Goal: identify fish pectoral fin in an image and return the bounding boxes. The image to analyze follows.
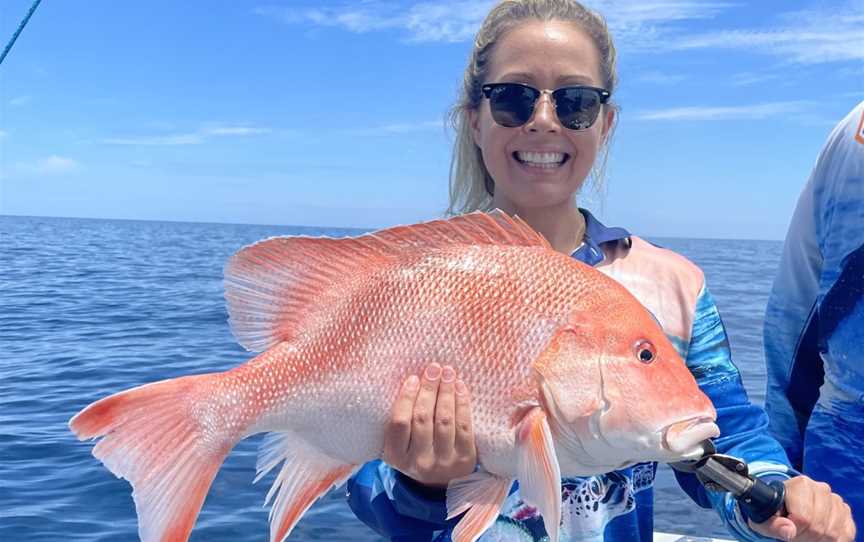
[516,407,562,542]
[256,433,358,542]
[446,471,512,542]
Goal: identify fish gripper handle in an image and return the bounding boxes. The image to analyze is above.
[739,478,786,524]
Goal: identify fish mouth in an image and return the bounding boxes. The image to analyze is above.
[662,417,719,459]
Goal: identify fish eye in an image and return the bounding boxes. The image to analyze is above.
[634,340,656,364]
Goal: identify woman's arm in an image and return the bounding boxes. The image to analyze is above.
[675,287,854,541]
[346,363,477,540]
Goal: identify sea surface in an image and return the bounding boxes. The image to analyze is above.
[0,215,784,541]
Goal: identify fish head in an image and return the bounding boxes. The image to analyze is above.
[534,306,718,473]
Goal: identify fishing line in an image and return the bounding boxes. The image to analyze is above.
[1,0,43,66]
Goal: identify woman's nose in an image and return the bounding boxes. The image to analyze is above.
[525,92,559,133]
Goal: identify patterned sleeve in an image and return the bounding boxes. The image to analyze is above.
[346,459,454,541]
[673,287,797,541]
[763,101,864,469]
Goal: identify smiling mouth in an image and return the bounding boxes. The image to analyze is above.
[513,151,570,168]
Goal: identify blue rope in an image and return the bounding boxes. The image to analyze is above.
[0,0,43,66]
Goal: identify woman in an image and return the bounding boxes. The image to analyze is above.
[347,1,855,540]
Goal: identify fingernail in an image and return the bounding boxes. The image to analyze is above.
[780,526,794,541]
[425,363,441,379]
[442,366,455,382]
[405,375,419,390]
[455,380,468,395]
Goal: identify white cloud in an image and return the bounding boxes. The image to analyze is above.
[9,96,31,107]
[634,71,687,85]
[102,134,204,146]
[20,155,80,174]
[0,130,7,139]
[591,0,733,50]
[634,101,808,121]
[255,0,730,45]
[101,124,270,146]
[344,119,445,136]
[729,72,781,87]
[255,1,862,67]
[668,8,864,64]
[255,1,493,43]
[202,125,271,136]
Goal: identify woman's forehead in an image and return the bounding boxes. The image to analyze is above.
[487,20,603,86]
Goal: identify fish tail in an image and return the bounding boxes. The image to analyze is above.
[69,373,239,542]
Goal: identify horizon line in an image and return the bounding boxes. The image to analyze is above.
[0,213,785,243]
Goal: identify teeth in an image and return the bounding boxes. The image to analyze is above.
[515,151,566,167]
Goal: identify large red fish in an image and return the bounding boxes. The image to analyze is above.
[70,211,718,542]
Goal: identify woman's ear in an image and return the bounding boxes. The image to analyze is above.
[600,106,616,145]
[468,108,482,147]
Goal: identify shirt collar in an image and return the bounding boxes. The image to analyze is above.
[572,208,631,266]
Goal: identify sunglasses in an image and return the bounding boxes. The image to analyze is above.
[481,82,611,130]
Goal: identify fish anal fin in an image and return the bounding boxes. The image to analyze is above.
[255,432,358,542]
[516,407,562,542]
[446,471,512,542]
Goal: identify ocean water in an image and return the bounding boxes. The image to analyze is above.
[0,215,783,541]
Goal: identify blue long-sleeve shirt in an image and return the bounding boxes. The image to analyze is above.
[763,101,864,529]
[347,210,793,541]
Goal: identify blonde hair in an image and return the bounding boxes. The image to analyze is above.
[447,0,618,215]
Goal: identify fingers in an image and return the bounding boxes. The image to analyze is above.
[454,378,475,459]
[822,493,852,542]
[762,476,857,542]
[409,363,442,459]
[382,362,476,488]
[786,478,829,540]
[749,516,796,542]
[383,374,420,464]
[433,366,457,455]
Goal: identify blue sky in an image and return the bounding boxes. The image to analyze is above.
[1,0,861,239]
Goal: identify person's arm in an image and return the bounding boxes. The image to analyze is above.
[762,169,822,471]
[764,101,864,471]
[674,287,795,541]
[346,364,477,540]
[346,459,453,541]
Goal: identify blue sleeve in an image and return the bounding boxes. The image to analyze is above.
[346,460,455,540]
[764,101,864,468]
[675,288,797,541]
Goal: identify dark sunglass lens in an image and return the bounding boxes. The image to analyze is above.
[489,85,537,127]
[555,88,602,130]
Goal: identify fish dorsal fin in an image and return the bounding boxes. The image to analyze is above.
[372,210,550,250]
[224,210,549,352]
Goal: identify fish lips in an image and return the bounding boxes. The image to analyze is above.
[661,417,720,460]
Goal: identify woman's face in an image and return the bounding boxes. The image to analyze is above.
[470,20,614,211]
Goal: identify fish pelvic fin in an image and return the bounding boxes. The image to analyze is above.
[224,210,550,352]
[516,407,562,542]
[446,471,512,542]
[69,373,237,542]
[255,432,358,542]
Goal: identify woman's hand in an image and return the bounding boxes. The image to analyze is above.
[382,362,477,489]
[749,475,856,541]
